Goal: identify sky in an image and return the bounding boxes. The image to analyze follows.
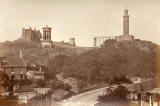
[0,0,160,47]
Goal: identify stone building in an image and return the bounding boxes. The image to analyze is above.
[1,51,27,80]
[20,25,78,49]
[21,27,41,42]
[93,36,116,47]
[41,25,53,48]
[26,67,45,80]
[69,38,76,46]
[116,8,134,41]
[0,56,7,71]
[2,57,27,80]
[93,9,135,47]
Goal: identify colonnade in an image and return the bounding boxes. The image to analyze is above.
[43,30,51,40]
[93,36,116,47]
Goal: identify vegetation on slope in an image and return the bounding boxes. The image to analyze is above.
[0,39,90,66]
[47,39,158,85]
[1,39,159,86]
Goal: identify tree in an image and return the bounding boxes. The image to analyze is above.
[64,83,72,91]
[52,81,65,90]
[97,85,129,102]
[52,81,72,91]
[111,74,132,85]
[77,80,87,89]
[1,72,14,96]
[89,61,103,84]
[36,80,46,87]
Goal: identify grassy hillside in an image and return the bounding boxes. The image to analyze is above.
[0,39,91,66]
[47,39,159,85]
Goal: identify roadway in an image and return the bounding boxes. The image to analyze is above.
[53,79,155,106]
[54,87,107,106]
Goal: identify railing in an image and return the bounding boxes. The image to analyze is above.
[78,84,108,94]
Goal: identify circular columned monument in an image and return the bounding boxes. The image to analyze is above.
[41,25,53,48]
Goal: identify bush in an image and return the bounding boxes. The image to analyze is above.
[97,85,129,102]
[13,79,33,87]
[111,75,132,85]
[52,81,72,91]
[36,80,46,87]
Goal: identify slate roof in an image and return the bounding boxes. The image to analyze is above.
[14,87,34,93]
[2,57,26,68]
[34,72,44,76]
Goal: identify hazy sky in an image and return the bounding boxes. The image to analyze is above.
[0,0,160,47]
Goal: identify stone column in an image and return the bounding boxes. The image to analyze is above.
[94,38,97,47]
[96,38,98,46]
[49,31,51,40]
[102,37,104,44]
[47,31,49,40]
[103,36,105,43]
[43,30,45,39]
[99,37,101,46]
[46,31,48,40]
[44,31,46,40]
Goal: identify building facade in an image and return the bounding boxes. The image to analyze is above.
[2,57,27,80]
[116,8,134,41]
[20,25,77,48]
[93,36,116,47]
[41,25,53,48]
[26,67,45,80]
[69,38,76,46]
[1,50,27,80]
[21,27,41,42]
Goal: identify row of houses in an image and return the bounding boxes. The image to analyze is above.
[15,87,51,104]
[0,53,45,81]
[0,52,49,105]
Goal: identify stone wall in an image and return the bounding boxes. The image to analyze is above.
[127,78,160,92]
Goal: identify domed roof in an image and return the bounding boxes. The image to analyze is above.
[124,9,128,15]
[42,25,52,29]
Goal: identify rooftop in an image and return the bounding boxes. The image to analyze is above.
[14,87,34,93]
[148,88,160,94]
[2,57,26,68]
[42,25,52,29]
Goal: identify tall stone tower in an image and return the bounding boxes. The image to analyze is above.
[116,9,134,41]
[123,9,129,35]
[41,25,53,48]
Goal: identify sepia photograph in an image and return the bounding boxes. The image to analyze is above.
[0,0,160,106]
